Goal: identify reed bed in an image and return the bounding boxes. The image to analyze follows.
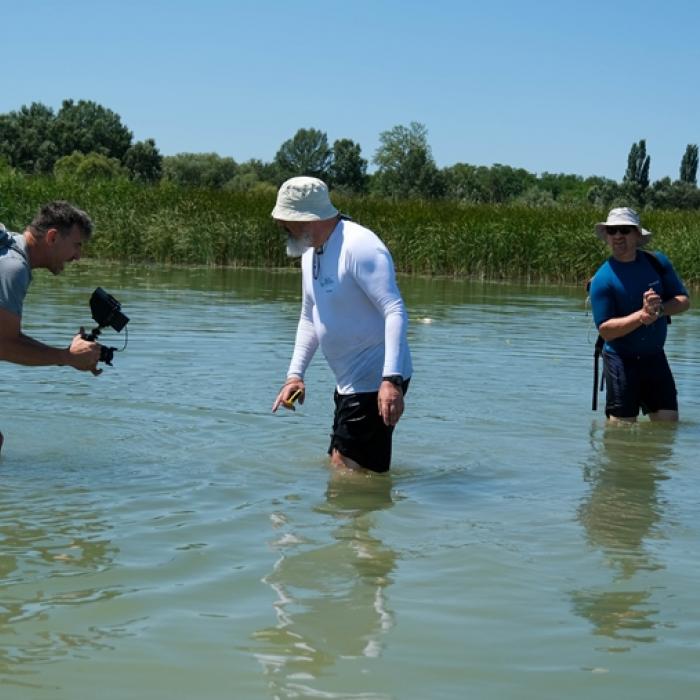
[2,173,700,284]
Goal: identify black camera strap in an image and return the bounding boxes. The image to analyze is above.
[0,226,28,262]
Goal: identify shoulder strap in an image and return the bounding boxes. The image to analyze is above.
[641,249,665,277]
[0,229,28,261]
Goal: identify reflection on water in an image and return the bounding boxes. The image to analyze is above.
[1,266,699,698]
[251,472,395,698]
[572,423,677,650]
[0,486,118,683]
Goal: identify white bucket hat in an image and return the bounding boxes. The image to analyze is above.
[595,207,652,243]
[271,176,339,222]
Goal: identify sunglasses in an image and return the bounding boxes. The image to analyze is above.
[606,225,635,236]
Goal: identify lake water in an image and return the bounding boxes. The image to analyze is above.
[1,264,699,700]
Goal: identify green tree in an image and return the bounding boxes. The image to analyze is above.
[372,122,444,199]
[329,138,368,194]
[54,99,133,162]
[482,164,536,203]
[240,158,279,184]
[443,162,536,203]
[274,128,332,181]
[123,138,163,183]
[515,186,556,207]
[0,102,58,173]
[224,159,277,191]
[679,144,698,185]
[443,163,489,202]
[162,153,239,188]
[54,151,127,181]
[536,172,588,201]
[587,178,624,208]
[647,177,700,209]
[623,139,650,191]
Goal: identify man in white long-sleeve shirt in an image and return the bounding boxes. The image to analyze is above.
[271,177,412,473]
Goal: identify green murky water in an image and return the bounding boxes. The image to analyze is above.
[1,264,699,699]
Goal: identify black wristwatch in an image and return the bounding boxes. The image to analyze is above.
[382,375,403,387]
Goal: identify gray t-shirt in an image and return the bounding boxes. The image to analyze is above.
[0,224,32,316]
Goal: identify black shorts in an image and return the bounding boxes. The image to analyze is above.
[603,350,678,418]
[328,380,410,473]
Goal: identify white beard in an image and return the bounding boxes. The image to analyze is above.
[286,232,313,258]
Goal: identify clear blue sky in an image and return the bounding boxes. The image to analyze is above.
[3,0,699,181]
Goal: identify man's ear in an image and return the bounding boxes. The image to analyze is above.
[45,228,59,244]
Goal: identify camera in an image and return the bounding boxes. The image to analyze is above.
[81,287,129,365]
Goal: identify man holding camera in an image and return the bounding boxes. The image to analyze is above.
[0,201,102,451]
[589,207,690,423]
[271,177,412,473]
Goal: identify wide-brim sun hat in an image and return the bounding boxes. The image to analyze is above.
[271,176,339,222]
[595,206,652,243]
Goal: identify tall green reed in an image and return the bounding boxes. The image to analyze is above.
[2,173,699,284]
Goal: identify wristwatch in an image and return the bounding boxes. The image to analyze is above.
[382,375,403,387]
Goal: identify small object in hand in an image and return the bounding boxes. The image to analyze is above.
[282,389,303,409]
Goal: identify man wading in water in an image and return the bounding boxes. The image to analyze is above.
[0,202,102,452]
[588,207,690,423]
[271,177,412,473]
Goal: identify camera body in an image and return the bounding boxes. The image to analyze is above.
[82,288,129,365]
[90,287,129,332]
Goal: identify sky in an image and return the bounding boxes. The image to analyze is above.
[2,0,700,182]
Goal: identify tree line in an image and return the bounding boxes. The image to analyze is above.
[1,100,699,210]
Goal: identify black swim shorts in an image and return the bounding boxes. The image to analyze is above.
[603,350,678,418]
[328,380,410,473]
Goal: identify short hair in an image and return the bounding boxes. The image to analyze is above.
[28,201,93,239]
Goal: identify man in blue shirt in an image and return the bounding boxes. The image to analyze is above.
[589,207,690,423]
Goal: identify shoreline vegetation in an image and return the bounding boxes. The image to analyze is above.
[2,102,699,284]
[2,174,700,285]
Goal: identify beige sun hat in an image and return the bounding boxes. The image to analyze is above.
[271,176,339,222]
[594,207,652,243]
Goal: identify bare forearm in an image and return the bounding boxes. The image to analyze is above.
[0,333,69,366]
[599,310,648,341]
[599,293,689,341]
[662,295,690,317]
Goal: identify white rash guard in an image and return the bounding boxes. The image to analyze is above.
[287,219,412,395]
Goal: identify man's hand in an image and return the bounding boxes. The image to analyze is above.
[272,378,305,412]
[642,288,662,317]
[378,380,404,427]
[637,288,663,326]
[68,330,102,375]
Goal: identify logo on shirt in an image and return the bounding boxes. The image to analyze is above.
[318,275,334,291]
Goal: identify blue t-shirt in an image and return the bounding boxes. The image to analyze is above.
[589,250,688,357]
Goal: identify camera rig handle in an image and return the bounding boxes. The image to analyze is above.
[81,326,118,366]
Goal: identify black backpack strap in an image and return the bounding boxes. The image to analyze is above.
[641,249,666,277]
[588,265,607,411]
[592,334,605,411]
[0,226,26,258]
